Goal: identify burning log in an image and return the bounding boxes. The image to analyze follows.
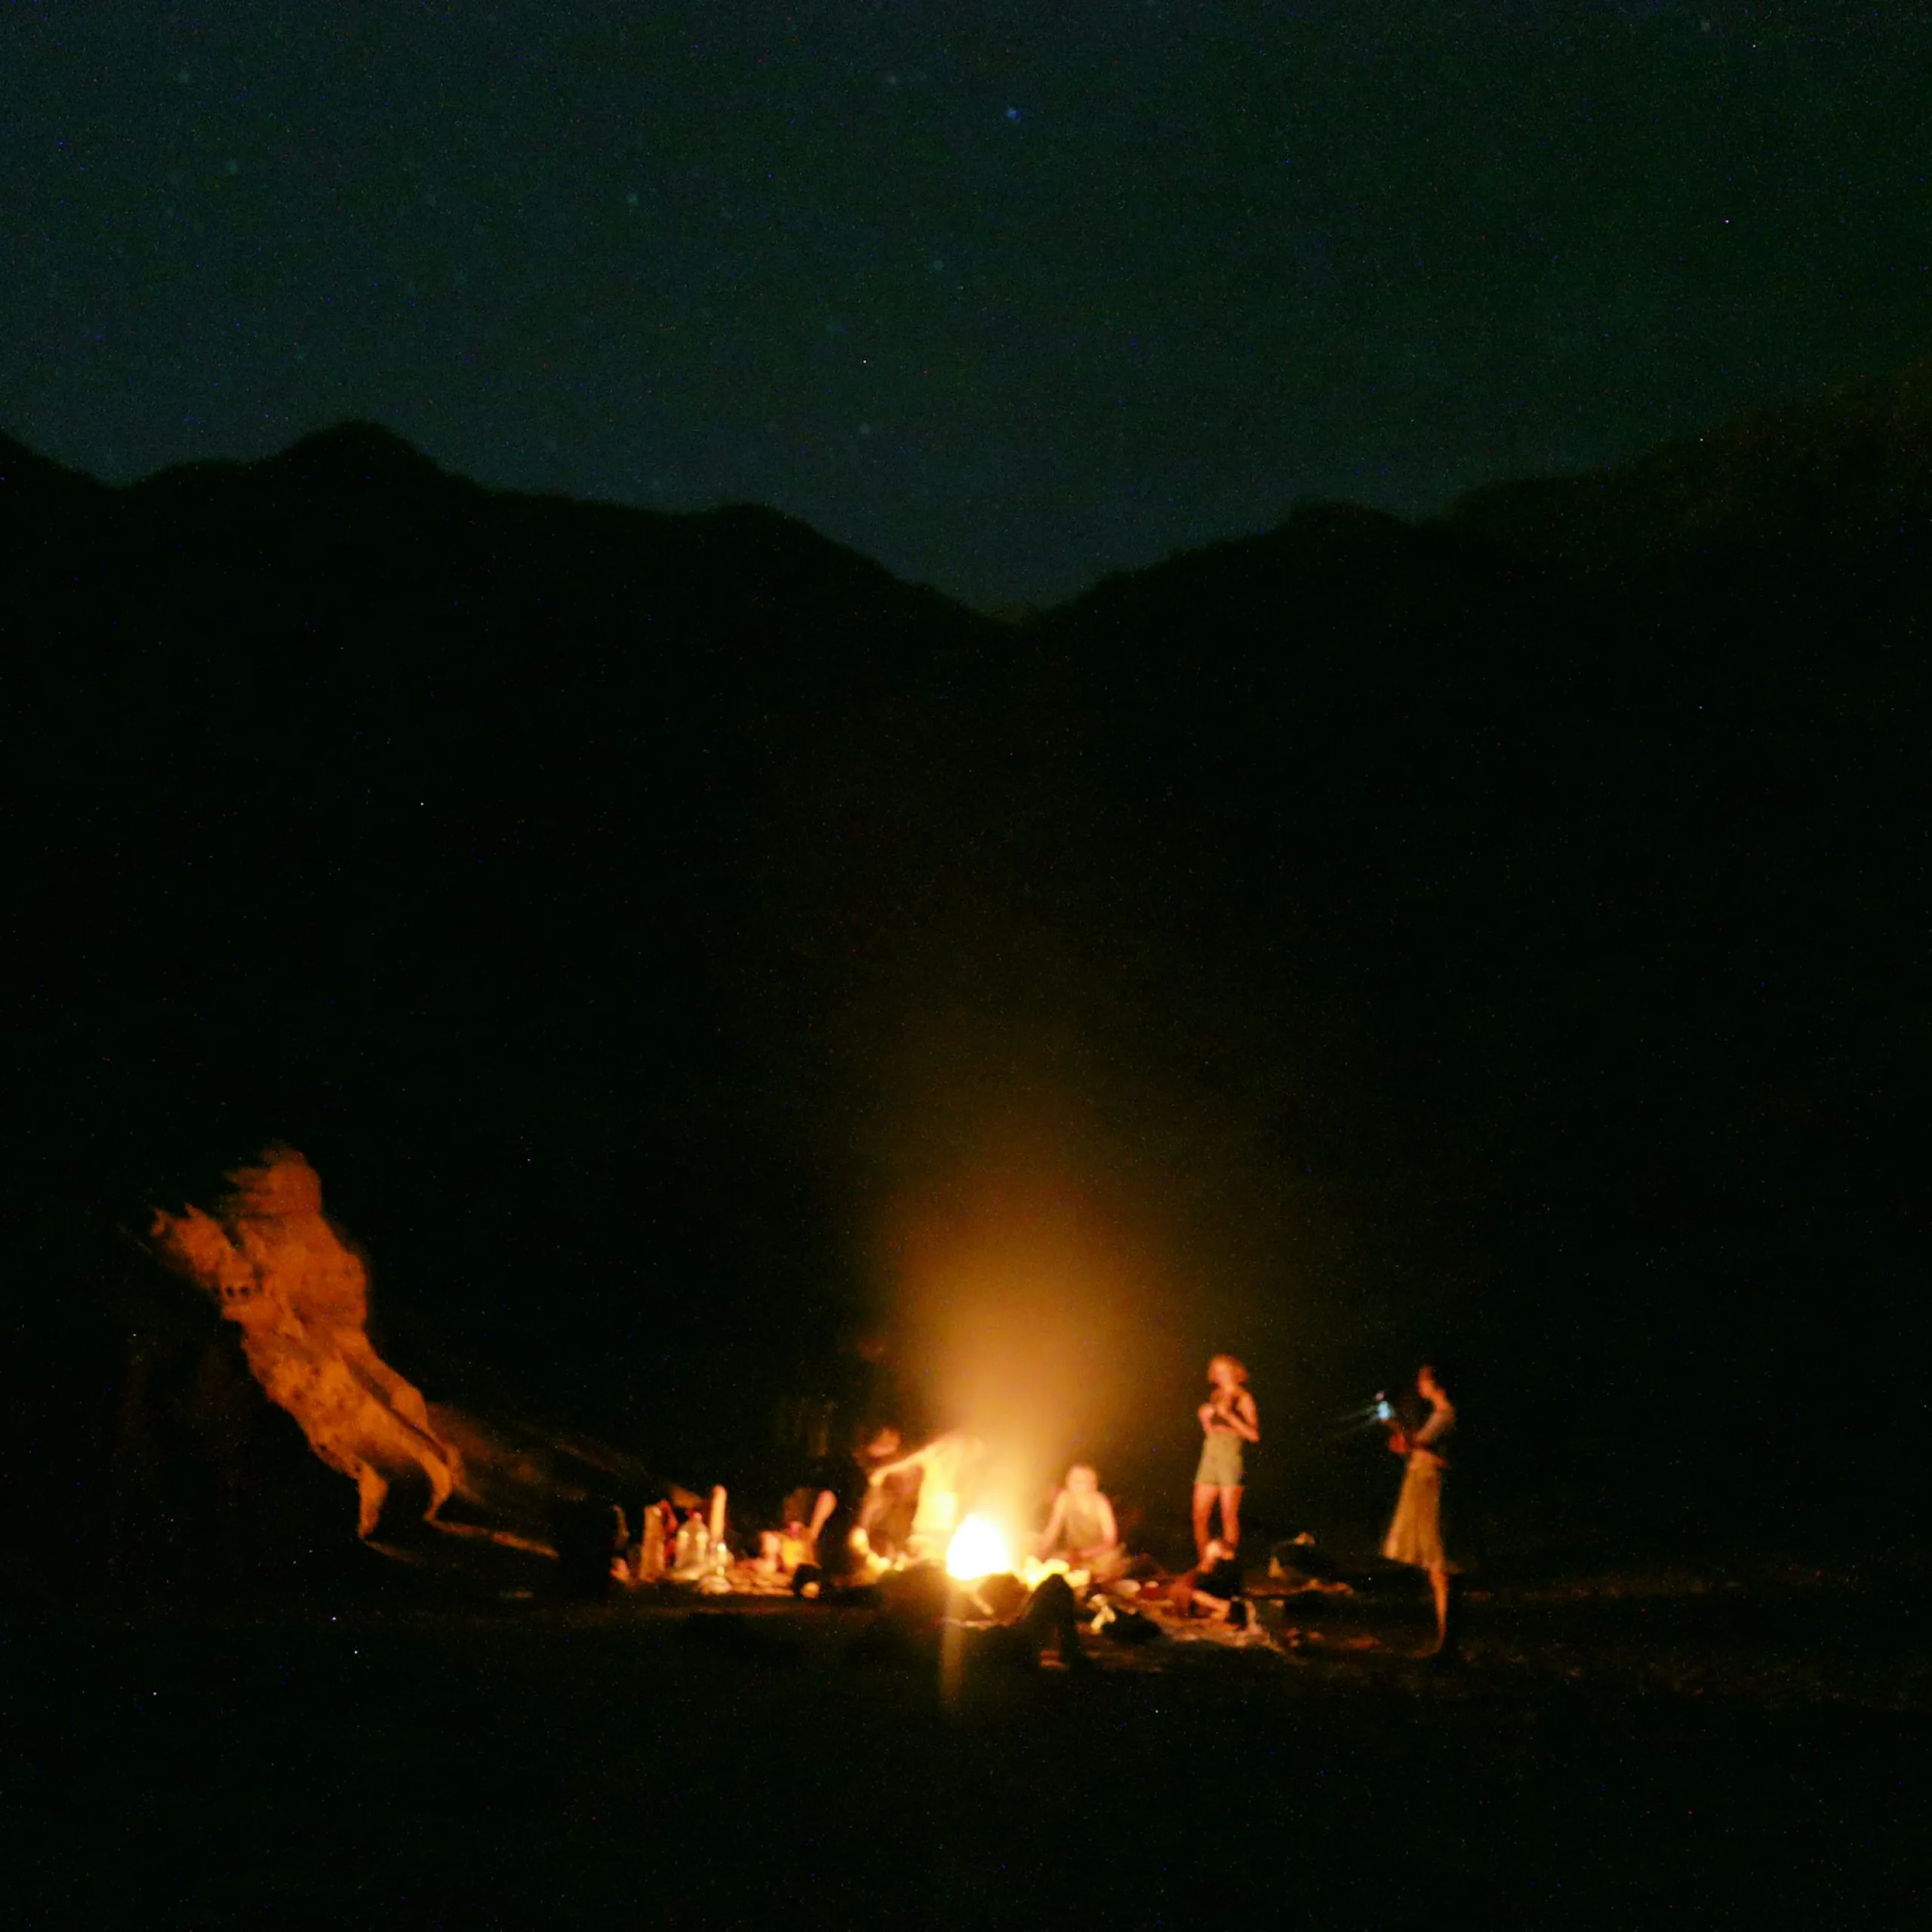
[150,1148,461,1539]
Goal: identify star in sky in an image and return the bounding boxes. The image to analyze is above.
[1,2,1925,607]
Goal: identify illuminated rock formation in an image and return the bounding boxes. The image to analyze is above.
[151,1149,460,1538]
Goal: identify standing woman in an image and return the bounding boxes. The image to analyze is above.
[1383,1363,1459,1659]
[1192,1355,1260,1560]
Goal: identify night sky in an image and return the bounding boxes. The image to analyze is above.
[5,2,1927,607]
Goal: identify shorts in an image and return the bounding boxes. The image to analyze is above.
[1194,1433,1245,1487]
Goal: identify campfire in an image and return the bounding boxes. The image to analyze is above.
[945,1514,1014,1581]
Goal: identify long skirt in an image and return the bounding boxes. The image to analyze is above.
[1383,1455,1450,1571]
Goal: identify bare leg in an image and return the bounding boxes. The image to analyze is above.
[1427,1565,1450,1651]
[1219,1484,1244,1552]
[1191,1484,1217,1561]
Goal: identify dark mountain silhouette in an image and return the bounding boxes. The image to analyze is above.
[0,431,109,544]
[1,432,100,491]
[2,367,1921,1596]
[260,420,457,491]
[1447,356,1932,572]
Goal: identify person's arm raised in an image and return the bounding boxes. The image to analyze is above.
[867,1448,922,1484]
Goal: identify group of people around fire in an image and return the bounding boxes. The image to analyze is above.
[761,1349,1461,1662]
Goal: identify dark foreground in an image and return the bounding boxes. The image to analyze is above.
[5,1566,1924,1929]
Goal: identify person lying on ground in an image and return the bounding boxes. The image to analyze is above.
[1033,1463,1124,1580]
[1167,1539,1251,1627]
[849,1564,1096,1673]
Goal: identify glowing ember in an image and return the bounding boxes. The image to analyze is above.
[945,1514,1013,1581]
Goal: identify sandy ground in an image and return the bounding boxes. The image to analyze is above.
[4,1563,1924,1927]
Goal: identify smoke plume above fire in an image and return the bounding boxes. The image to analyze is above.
[867,1059,1198,1524]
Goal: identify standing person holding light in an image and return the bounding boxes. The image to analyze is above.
[1192,1355,1259,1561]
[1383,1362,1460,1661]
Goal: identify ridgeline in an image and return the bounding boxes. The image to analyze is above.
[3,362,1924,1597]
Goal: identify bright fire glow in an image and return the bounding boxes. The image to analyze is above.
[945,1515,1013,1581]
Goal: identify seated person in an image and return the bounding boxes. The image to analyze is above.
[1033,1463,1124,1580]
[794,1429,884,1595]
[770,1498,819,1577]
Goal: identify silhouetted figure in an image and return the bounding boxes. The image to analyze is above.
[796,1424,895,1592]
[852,1564,1094,1674]
[777,1327,900,1463]
[552,1497,624,1597]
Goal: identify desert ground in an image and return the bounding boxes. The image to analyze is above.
[7,1555,1923,1928]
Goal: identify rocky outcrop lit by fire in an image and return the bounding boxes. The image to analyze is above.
[151,1149,460,1538]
